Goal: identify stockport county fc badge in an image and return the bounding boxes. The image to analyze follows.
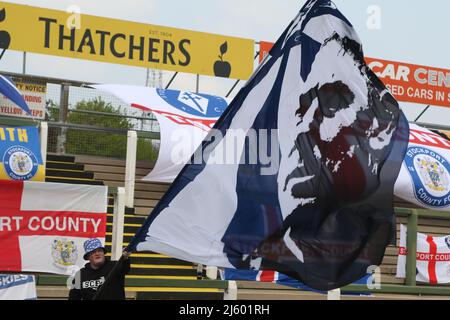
[405,146,450,208]
[51,238,78,269]
[3,145,38,180]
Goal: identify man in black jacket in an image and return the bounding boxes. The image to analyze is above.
[68,238,130,300]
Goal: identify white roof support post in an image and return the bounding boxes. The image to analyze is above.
[224,280,237,300]
[327,288,341,300]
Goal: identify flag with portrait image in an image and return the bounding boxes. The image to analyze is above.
[0,75,31,115]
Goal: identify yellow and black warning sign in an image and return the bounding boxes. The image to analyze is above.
[0,2,255,80]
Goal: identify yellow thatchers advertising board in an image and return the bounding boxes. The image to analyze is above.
[1,2,254,79]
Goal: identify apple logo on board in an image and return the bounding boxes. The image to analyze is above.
[0,8,10,60]
[213,41,231,78]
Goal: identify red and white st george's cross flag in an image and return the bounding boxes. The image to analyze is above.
[0,180,107,275]
[396,224,450,284]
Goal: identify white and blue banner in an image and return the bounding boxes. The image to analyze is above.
[0,274,37,300]
[126,0,409,291]
[93,85,229,183]
[394,124,450,210]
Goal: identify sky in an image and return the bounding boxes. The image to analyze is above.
[1,0,450,126]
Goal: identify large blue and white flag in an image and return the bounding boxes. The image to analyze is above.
[0,274,37,300]
[127,0,409,290]
[0,75,31,115]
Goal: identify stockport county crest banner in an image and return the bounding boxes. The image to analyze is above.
[396,225,450,284]
[126,0,409,291]
[0,180,107,275]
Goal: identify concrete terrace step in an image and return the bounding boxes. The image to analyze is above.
[106,233,138,243]
[35,275,226,300]
[134,182,170,190]
[106,207,136,215]
[130,264,195,270]
[237,288,326,300]
[101,246,198,272]
[236,288,450,300]
[36,286,137,300]
[134,199,160,207]
[101,253,194,266]
[36,274,225,288]
[106,222,141,228]
[42,154,205,292]
[129,267,197,277]
[106,214,145,225]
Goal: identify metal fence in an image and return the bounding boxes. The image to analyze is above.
[2,71,160,160]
